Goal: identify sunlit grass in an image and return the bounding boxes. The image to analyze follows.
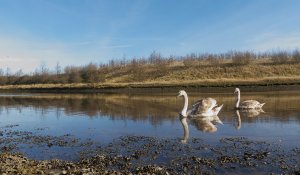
[1,51,300,89]
[0,76,300,90]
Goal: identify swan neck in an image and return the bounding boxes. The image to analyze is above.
[235,91,240,108]
[181,93,188,116]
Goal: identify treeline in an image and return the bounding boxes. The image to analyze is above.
[0,50,300,85]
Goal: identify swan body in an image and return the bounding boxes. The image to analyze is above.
[234,88,265,109]
[178,90,223,117]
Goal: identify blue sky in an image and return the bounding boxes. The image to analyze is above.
[0,0,300,72]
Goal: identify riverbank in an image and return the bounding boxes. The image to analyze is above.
[1,76,300,93]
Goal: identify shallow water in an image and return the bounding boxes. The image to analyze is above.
[0,90,299,160]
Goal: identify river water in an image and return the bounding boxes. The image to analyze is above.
[0,90,299,160]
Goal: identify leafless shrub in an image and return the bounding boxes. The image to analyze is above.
[292,50,300,62]
[206,54,222,65]
[81,63,101,83]
[129,58,148,81]
[271,51,290,64]
[182,58,195,67]
[64,66,82,83]
[232,51,254,65]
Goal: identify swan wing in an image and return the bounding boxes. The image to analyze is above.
[203,98,217,112]
[190,98,217,115]
[212,104,223,115]
[188,101,202,115]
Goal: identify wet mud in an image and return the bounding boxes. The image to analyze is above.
[0,125,299,174]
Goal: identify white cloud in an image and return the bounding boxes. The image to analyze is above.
[101,44,133,49]
[0,35,76,73]
[0,34,137,73]
[248,32,300,51]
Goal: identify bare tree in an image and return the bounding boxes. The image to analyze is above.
[292,50,300,62]
[40,61,49,75]
[0,68,5,85]
[6,67,11,77]
[271,51,289,64]
[65,66,82,83]
[15,69,23,77]
[55,62,62,76]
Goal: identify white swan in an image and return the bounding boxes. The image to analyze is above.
[178,90,223,117]
[234,88,265,109]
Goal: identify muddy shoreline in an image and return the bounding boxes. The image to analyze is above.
[0,125,299,174]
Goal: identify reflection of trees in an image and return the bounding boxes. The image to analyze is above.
[0,94,180,126]
[0,92,299,125]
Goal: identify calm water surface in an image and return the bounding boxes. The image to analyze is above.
[0,90,299,160]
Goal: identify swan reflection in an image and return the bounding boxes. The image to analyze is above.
[179,115,223,143]
[179,116,189,143]
[234,110,242,130]
[234,108,264,130]
[240,108,264,118]
[239,108,264,118]
[191,115,223,133]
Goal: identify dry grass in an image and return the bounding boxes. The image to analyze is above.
[1,76,300,90]
[102,60,300,85]
[1,59,300,90]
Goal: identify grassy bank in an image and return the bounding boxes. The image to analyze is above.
[1,76,300,91]
[1,51,300,90]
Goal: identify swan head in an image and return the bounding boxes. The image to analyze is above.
[234,88,240,94]
[178,90,187,97]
